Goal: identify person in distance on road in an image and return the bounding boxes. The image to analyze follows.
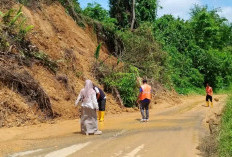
[93,84,106,122]
[205,83,213,108]
[137,79,152,122]
[75,80,102,135]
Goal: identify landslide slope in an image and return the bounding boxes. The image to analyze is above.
[0,1,121,127]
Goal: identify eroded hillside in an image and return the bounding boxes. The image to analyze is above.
[0,1,122,127]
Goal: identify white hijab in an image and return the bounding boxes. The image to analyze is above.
[82,80,95,102]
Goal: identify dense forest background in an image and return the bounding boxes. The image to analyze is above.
[61,0,232,106]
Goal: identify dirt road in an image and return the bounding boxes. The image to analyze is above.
[0,95,226,157]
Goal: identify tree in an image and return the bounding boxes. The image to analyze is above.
[136,0,158,24]
[190,5,230,50]
[83,3,109,22]
[131,0,136,30]
[153,15,194,53]
[109,0,158,28]
[109,0,131,28]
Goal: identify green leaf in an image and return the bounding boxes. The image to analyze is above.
[0,11,3,17]
[10,11,23,26]
[94,43,102,60]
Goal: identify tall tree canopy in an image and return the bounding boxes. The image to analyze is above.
[109,0,131,28]
[109,0,158,28]
[190,5,232,50]
[83,3,109,22]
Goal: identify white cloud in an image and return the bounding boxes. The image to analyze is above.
[219,7,232,22]
[157,0,201,20]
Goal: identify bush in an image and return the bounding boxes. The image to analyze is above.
[103,66,139,107]
[117,22,170,84]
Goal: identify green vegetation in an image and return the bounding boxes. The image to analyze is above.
[109,0,158,28]
[1,7,34,41]
[58,0,81,14]
[22,51,58,73]
[82,2,117,30]
[94,43,102,60]
[83,3,109,22]
[116,23,169,84]
[219,95,232,157]
[93,43,139,107]
[18,0,30,6]
[58,0,84,27]
[82,2,232,95]
[103,66,139,107]
[59,0,232,106]
[154,6,232,93]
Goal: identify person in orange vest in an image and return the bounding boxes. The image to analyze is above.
[205,83,213,108]
[137,79,152,122]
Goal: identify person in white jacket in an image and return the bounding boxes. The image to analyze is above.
[75,80,102,135]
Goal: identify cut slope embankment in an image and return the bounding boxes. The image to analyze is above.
[0,1,122,127]
[21,2,122,116]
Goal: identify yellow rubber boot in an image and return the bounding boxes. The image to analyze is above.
[206,101,209,107]
[97,111,100,120]
[99,111,105,122]
[210,102,213,108]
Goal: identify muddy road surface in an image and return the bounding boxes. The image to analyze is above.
[1,95,226,157]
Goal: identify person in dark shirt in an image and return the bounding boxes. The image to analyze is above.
[93,85,106,122]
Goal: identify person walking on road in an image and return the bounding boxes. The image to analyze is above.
[75,80,102,135]
[137,79,152,122]
[205,83,213,108]
[93,85,106,122]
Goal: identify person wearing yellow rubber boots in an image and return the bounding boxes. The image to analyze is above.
[205,83,213,108]
[93,85,106,122]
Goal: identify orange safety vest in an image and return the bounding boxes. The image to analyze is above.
[206,86,213,96]
[139,84,152,100]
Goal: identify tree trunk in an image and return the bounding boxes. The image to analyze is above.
[113,88,124,108]
[131,0,136,31]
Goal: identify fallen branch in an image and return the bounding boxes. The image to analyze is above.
[113,87,124,108]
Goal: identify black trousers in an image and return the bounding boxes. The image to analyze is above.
[206,95,212,102]
[140,100,150,119]
[98,99,106,111]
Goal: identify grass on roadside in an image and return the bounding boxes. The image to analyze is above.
[219,94,232,157]
[214,85,232,94]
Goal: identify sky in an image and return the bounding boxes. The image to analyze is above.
[78,0,232,22]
